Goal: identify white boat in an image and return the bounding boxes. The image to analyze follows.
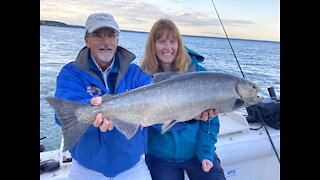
[40,111,280,180]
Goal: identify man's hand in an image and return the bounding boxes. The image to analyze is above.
[194,109,219,121]
[91,96,114,132]
[202,159,214,172]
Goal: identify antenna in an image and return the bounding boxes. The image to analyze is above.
[210,0,280,164]
[210,0,245,78]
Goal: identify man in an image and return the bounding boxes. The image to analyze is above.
[54,12,152,179]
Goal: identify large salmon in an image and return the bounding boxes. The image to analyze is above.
[46,71,262,151]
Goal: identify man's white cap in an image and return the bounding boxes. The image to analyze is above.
[85,13,120,33]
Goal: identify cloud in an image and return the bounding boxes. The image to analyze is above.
[41,0,254,28]
[40,0,278,41]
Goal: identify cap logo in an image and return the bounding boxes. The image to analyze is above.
[94,14,111,21]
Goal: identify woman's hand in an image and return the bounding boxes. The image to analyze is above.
[194,109,219,121]
[202,159,214,172]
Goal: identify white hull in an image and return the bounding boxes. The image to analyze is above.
[40,112,280,180]
[216,113,280,180]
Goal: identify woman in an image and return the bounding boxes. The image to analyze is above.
[140,19,226,180]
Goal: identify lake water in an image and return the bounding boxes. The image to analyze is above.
[40,25,280,151]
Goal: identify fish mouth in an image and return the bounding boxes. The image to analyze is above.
[255,83,261,92]
[257,95,263,100]
[246,96,263,106]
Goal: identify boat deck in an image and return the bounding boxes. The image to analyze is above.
[40,112,280,180]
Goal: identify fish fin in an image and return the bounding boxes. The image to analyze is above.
[232,98,245,110]
[111,118,140,139]
[161,120,177,134]
[101,94,115,101]
[45,97,90,152]
[61,120,89,152]
[152,72,183,83]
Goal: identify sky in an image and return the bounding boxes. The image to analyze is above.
[40,0,280,42]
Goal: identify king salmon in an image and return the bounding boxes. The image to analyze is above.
[46,71,262,151]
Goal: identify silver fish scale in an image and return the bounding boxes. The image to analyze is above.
[46,71,261,150]
[79,71,256,126]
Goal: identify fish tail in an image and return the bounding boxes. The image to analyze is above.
[45,97,89,151]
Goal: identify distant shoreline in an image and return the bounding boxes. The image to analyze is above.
[40,20,84,29]
[40,20,279,43]
[40,20,150,35]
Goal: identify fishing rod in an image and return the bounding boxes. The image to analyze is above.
[210,0,280,164]
[210,0,245,79]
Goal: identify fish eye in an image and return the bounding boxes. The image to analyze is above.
[251,84,257,89]
[252,84,260,90]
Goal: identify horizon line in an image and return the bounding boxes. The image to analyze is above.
[40,19,280,43]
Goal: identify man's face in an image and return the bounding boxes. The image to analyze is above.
[85,28,118,64]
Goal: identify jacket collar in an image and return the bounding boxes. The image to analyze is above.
[73,46,136,88]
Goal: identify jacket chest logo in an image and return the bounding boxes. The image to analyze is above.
[86,86,102,97]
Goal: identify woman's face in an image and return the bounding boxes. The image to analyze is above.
[155,30,178,65]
